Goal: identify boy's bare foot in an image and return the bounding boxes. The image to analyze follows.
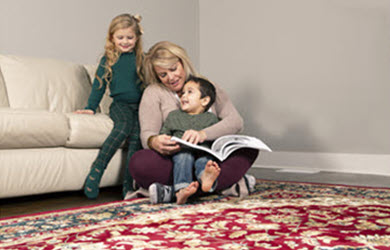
[201,160,221,192]
[176,181,199,205]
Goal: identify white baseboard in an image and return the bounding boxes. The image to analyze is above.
[252,151,390,177]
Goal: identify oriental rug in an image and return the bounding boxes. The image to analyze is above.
[1,180,390,250]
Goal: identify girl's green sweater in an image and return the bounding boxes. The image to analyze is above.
[85,52,142,113]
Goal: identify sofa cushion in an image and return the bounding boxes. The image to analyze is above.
[0,108,69,149]
[0,147,123,198]
[0,67,9,107]
[65,113,116,148]
[0,55,91,113]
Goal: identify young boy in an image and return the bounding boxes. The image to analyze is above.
[150,75,221,205]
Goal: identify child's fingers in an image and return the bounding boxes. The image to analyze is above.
[74,109,94,114]
[181,130,192,142]
[182,130,201,144]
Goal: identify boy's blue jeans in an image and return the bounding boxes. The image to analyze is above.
[172,150,217,193]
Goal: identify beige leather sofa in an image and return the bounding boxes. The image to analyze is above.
[0,54,126,199]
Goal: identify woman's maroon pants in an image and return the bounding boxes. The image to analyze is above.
[128,148,259,191]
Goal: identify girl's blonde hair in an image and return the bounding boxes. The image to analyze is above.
[143,41,198,86]
[97,13,144,88]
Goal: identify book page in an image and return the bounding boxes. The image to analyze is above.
[212,135,272,160]
[212,135,251,153]
[221,144,249,159]
[170,136,223,161]
[172,135,271,162]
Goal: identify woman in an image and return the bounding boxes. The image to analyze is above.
[128,41,258,201]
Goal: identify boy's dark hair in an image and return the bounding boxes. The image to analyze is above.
[185,75,216,111]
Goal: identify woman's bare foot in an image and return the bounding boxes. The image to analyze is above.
[201,160,221,192]
[176,181,199,205]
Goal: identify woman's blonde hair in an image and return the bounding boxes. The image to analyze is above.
[97,13,144,88]
[143,41,198,86]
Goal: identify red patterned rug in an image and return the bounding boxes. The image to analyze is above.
[1,180,390,249]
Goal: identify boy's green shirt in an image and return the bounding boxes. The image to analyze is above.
[160,109,220,147]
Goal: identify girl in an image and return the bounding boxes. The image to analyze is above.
[76,13,144,199]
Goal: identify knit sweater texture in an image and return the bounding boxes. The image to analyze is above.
[139,83,243,149]
[160,109,219,147]
[85,52,142,112]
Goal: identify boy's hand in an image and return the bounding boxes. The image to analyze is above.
[182,130,207,145]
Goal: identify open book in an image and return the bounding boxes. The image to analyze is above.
[171,134,272,161]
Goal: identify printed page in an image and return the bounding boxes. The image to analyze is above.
[171,136,223,161]
[211,135,244,153]
[212,135,252,152]
[212,135,272,159]
[172,135,271,161]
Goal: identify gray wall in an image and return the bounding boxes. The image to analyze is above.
[1,0,389,158]
[0,0,199,66]
[199,0,390,154]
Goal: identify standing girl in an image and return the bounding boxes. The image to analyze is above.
[76,13,144,199]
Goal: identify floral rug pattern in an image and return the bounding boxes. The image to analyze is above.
[1,180,390,249]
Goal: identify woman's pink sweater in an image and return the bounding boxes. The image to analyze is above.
[139,82,243,149]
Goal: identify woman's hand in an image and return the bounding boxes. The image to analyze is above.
[74,109,94,115]
[181,130,207,145]
[150,134,180,155]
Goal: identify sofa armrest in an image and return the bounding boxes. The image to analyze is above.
[65,113,116,148]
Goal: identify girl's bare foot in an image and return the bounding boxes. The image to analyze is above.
[201,160,221,192]
[176,181,199,205]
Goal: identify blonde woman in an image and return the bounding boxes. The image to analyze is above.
[76,13,144,199]
[128,41,258,202]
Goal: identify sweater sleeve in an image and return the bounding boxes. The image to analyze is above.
[207,113,220,128]
[159,112,174,136]
[139,85,165,148]
[85,57,107,113]
[203,82,244,140]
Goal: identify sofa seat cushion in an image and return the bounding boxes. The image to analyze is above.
[0,148,124,198]
[0,108,69,149]
[65,113,116,148]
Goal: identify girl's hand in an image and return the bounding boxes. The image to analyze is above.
[181,130,207,145]
[150,134,180,155]
[74,109,94,115]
